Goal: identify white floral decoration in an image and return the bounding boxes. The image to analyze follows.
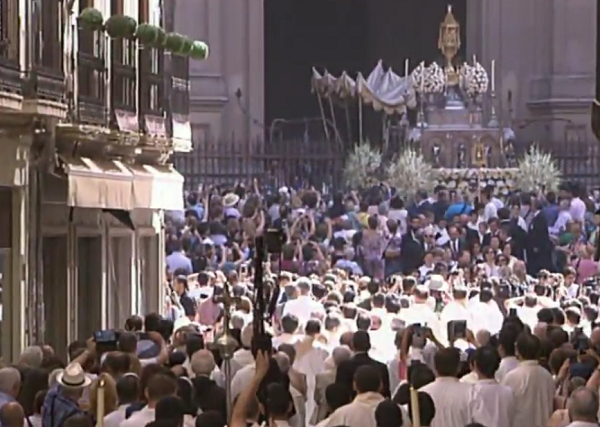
[386,148,434,201]
[424,63,446,94]
[460,62,489,96]
[515,144,562,193]
[343,141,383,189]
[410,63,426,92]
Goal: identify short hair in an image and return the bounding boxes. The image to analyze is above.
[375,399,403,427]
[356,314,372,331]
[498,326,518,356]
[433,348,461,377]
[125,315,143,331]
[144,313,162,332]
[277,343,296,365]
[537,308,554,324]
[324,314,341,331]
[118,332,138,353]
[352,331,371,352]
[0,402,24,427]
[332,346,352,367]
[516,332,541,360]
[18,346,43,368]
[146,373,177,402]
[281,314,299,334]
[353,365,381,393]
[265,383,291,417]
[116,374,139,404]
[195,411,226,427]
[185,334,205,359]
[156,396,185,422]
[305,319,321,335]
[0,368,20,395]
[473,346,501,379]
[568,387,600,421]
[324,383,351,411]
[190,349,216,377]
[62,414,93,427]
[408,391,436,427]
[273,352,291,373]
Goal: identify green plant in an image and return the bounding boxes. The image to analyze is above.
[342,141,382,189]
[165,32,184,53]
[105,15,137,39]
[135,23,166,48]
[190,41,209,60]
[79,7,104,31]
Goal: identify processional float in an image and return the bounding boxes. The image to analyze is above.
[312,5,520,196]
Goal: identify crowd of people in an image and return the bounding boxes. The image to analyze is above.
[1,180,600,427]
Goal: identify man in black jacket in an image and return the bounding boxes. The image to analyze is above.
[335,330,390,398]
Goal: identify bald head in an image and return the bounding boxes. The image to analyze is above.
[332,345,352,367]
[476,330,491,347]
[568,387,599,423]
[0,402,25,427]
[273,352,290,373]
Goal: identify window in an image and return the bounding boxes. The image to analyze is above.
[111,0,136,110]
[35,0,62,70]
[78,0,105,100]
[139,0,163,115]
[0,0,19,61]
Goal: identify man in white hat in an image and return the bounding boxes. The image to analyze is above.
[42,362,90,427]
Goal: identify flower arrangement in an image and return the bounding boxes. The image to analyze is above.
[432,168,519,196]
[410,63,426,92]
[105,15,137,39]
[79,7,104,31]
[460,62,489,96]
[514,144,561,193]
[424,63,446,94]
[342,141,383,189]
[386,148,434,200]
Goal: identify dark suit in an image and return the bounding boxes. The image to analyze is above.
[193,376,227,418]
[335,352,391,398]
[445,238,466,260]
[401,232,424,274]
[526,212,553,275]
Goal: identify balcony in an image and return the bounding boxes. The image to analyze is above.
[24,0,67,119]
[77,27,107,126]
[138,44,169,158]
[0,0,22,112]
[110,37,138,133]
[169,54,192,152]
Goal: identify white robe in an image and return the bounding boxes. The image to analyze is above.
[501,360,555,427]
[420,377,472,427]
[469,378,516,427]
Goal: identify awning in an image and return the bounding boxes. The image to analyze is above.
[129,163,184,210]
[61,156,134,210]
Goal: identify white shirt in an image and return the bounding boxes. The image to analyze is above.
[469,378,516,427]
[325,392,384,427]
[484,201,498,221]
[570,197,586,223]
[495,356,520,383]
[104,404,128,427]
[420,377,472,427]
[282,295,325,326]
[27,414,42,427]
[399,303,443,344]
[459,371,478,384]
[119,406,155,427]
[231,362,256,399]
[501,360,555,427]
[551,210,572,235]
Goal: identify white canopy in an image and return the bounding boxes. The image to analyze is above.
[311,61,417,114]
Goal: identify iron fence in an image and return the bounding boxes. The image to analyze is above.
[172,138,344,191]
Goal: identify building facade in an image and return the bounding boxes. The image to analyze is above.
[0,0,191,361]
[182,0,595,143]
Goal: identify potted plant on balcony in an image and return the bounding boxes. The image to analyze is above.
[79,7,104,31]
[190,41,209,60]
[135,23,167,48]
[105,15,138,39]
[165,33,194,56]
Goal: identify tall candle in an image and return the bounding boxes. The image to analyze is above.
[96,380,105,427]
[404,59,409,77]
[410,387,421,427]
[420,62,425,93]
[491,59,496,92]
[473,54,477,65]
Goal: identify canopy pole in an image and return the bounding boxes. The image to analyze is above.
[382,114,388,154]
[316,92,330,139]
[327,96,339,140]
[343,101,352,145]
[358,95,363,143]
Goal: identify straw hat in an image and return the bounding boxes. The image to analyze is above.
[56,362,92,389]
[222,193,240,208]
